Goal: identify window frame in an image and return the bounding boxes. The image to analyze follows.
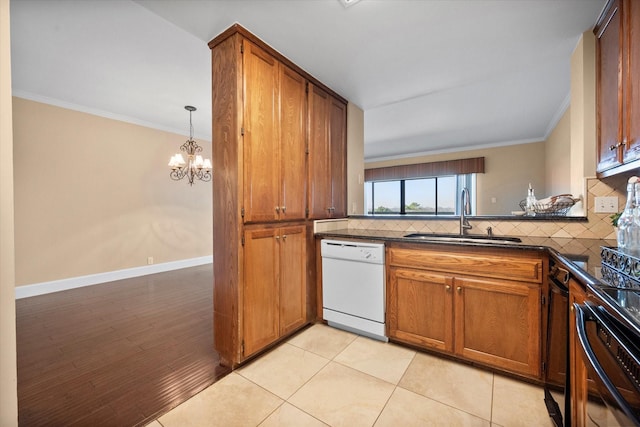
[365,174,475,216]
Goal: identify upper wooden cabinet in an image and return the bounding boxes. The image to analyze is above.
[595,0,640,177]
[243,41,307,222]
[308,84,347,219]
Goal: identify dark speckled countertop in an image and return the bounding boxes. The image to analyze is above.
[314,228,617,288]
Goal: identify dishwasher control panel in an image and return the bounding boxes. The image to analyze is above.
[321,240,385,264]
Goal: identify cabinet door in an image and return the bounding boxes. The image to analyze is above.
[596,0,624,172]
[623,0,640,162]
[279,225,307,334]
[279,65,307,220]
[243,228,279,357]
[243,41,280,222]
[387,267,454,352]
[329,97,347,218]
[545,283,568,387]
[454,277,541,377]
[308,84,331,219]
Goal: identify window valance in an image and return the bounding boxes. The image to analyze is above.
[364,157,485,181]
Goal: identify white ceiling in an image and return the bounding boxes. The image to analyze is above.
[10,0,606,162]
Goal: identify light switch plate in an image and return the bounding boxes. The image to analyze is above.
[594,196,619,213]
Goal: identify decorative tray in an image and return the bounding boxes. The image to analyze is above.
[600,246,640,290]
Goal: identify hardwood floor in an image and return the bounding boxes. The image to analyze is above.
[16,264,230,426]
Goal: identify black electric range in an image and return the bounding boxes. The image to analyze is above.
[574,247,640,426]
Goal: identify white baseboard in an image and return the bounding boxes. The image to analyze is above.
[15,256,213,299]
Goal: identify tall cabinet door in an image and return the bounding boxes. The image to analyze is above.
[279,225,307,335]
[279,65,307,220]
[623,0,640,161]
[243,228,279,357]
[308,84,331,218]
[329,97,347,218]
[243,41,280,223]
[596,0,623,172]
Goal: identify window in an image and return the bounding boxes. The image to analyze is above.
[365,174,475,216]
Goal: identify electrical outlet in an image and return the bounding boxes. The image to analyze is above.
[147,257,154,265]
[594,196,619,213]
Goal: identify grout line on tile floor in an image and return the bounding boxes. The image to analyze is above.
[283,399,329,427]
[256,400,283,427]
[489,372,495,424]
[396,350,417,385]
[372,383,398,426]
[409,389,493,424]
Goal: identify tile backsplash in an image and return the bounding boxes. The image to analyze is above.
[340,175,633,240]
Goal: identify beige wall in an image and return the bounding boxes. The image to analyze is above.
[12,98,213,286]
[545,107,572,196]
[570,31,597,205]
[347,103,364,215]
[365,142,547,215]
[1,0,18,423]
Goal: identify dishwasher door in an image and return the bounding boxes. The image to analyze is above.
[321,240,386,341]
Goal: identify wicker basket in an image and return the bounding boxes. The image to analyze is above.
[518,199,575,216]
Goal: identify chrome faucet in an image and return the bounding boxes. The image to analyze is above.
[460,187,472,235]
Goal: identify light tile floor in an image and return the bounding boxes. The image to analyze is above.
[147,324,555,427]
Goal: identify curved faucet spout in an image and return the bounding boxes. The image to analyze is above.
[460,187,472,235]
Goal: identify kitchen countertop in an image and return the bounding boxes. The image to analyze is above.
[315,228,617,288]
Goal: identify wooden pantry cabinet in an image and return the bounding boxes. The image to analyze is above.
[595,0,640,176]
[387,244,544,378]
[210,24,347,367]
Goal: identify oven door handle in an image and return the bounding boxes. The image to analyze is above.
[574,303,640,424]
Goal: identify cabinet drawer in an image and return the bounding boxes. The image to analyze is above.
[388,247,542,284]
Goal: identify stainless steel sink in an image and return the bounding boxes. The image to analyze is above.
[403,233,522,244]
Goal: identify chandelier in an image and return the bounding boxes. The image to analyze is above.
[168,106,212,185]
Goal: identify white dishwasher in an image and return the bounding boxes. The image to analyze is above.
[321,239,387,341]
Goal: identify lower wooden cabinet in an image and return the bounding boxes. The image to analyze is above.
[243,225,307,358]
[388,268,454,352]
[387,245,543,378]
[568,278,600,426]
[455,276,541,377]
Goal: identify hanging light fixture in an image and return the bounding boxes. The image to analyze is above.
[168,106,212,186]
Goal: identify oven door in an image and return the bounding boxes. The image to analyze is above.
[574,302,640,426]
